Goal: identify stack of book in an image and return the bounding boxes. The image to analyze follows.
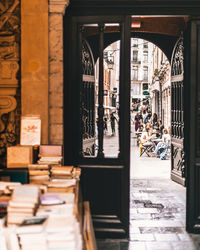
[44,179,76,193]
[72,167,81,180]
[0,181,21,195]
[7,185,40,226]
[50,165,74,180]
[28,164,50,184]
[16,216,48,250]
[45,215,82,250]
[0,233,8,250]
[37,145,63,165]
[0,196,10,219]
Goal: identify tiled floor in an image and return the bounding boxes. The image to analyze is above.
[129,178,199,250]
[97,129,200,250]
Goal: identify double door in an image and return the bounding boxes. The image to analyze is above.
[64,12,200,236]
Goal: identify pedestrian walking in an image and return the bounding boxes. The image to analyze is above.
[103,116,108,134]
[110,113,117,136]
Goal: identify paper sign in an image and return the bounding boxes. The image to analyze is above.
[20,116,41,145]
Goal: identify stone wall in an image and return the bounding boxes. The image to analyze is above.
[21,0,49,144]
[49,0,69,145]
[162,87,171,129]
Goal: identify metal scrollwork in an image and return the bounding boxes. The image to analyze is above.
[81,39,95,157]
[82,40,94,76]
[171,36,184,77]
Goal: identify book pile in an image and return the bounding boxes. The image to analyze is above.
[16,216,48,250]
[0,196,10,219]
[45,215,82,250]
[0,233,7,250]
[0,181,21,195]
[0,230,21,250]
[28,164,50,184]
[72,167,81,180]
[38,145,63,165]
[7,185,40,226]
[50,165,74,179]
[35,192,82,250]
[44,179,77,193]
[36,192,75,217]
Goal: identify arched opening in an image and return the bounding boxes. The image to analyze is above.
[63,10,200,245]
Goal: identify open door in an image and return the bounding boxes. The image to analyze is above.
[63,15,131,238]
[171,35,185,186]
[185,20,200,233]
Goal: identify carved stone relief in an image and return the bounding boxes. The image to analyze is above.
[0,0,20,167]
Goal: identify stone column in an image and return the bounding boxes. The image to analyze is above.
[49,0,69,145]
[21,0,49,144]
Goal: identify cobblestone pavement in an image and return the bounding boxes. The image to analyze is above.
[97,127,200,250]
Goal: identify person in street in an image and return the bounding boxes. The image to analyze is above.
[138,127,154,155]
[152,113,158,126]
[155,128,171,159]
[134,112,143,131]
[158,120,164,138]
[103,116,108,134]
[110,113,117,136]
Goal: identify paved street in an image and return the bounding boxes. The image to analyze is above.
[97,127,200,250]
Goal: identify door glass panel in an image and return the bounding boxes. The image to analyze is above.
[80,24,97,158]
[80,22,121,158]
[102,41,120,158]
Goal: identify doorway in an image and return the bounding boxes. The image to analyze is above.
[64,4,200,238]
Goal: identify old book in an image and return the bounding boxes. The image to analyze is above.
[7,146,33,168]
[18,233,47,250]
[47,186,74,193]
[40,194,65,205]
[51,166,73,172]
[39,145,62,156]
[7,233,20,250]
[38,156,62,162]
[20,116,41,146]
[16,216,48,234]
[7,213,30,225]
[7,206,34,214]
[11,185,39,203]
[45,215,76,233]
[30,175,50,181]
[51,175,73,180]
[19,233,46,243]
[0,234,7,250]
[45,179,76,188]
[29,170,49,176]
[8,201,36,209]
[28,164,49,170]
[36,203,74,217]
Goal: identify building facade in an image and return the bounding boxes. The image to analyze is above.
[151,45,171,128]
[131,38,153,111]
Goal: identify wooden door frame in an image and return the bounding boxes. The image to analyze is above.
[63,14,131,238]
[64,0,200,236]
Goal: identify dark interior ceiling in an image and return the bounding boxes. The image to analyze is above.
[84,17,188,62]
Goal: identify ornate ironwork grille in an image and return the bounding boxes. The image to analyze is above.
[80,38,96,156]
[171,36,185,186]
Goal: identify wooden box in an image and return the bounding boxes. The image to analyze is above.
[7,146,33,168]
